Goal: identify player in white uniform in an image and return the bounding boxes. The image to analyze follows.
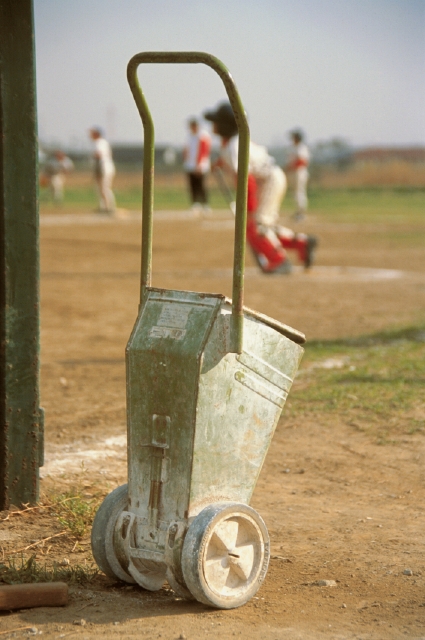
[41,150,74,203]
[286,129,310,221]
[89,127,116,213]
[183,118,211,215]
[204,102,317,274]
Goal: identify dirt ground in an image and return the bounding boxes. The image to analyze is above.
[1,207,425,639]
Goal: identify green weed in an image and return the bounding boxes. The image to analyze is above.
[50,489,102,540]
[0,554,98,585]
[288,324,425,443]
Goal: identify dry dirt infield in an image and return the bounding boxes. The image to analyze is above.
[1,208,425,639]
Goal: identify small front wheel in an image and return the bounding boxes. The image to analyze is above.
[91,484,135,583]
[181,503,270,609]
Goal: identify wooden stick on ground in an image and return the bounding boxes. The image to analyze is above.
[0,582,68,611]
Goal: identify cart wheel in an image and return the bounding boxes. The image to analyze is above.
[91,484,135,583]
[127,557,167,591]
[166,568,195,601]
[181,503,270,609]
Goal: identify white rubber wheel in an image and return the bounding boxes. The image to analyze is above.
[181,503,270,609]
[91,484,135,583]
[166,568,195,601]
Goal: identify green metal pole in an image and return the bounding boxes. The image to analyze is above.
[0,0,43,508]
[126,62,154,308]
[127,52,249,353]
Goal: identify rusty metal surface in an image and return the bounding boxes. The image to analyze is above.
[191,301,304,514]
[0,0,42,508]
[122,289,303,582]
[126,289,223,531]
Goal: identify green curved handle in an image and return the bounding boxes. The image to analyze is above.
[127,51,249,354]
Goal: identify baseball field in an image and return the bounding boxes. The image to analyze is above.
[1,173,425,639]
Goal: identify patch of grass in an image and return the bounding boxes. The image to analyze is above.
[41,183,234,211]
[288,323,425,443]
[50,489,103,540]
[0,555,98,585]
[0,487,106,584]
[40,171,425,223]
[304,189,425,223]
[305,324,425,353]
[382,230,425,247]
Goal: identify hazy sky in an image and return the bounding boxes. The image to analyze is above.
[34,0,425,149]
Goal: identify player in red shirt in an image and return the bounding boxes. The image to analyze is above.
[183,118,212,215]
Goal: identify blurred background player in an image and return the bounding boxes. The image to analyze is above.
[285,129,310,221]
[204,102,317,274]
[40,149,74,203]
[183,117,211,216]
[89,127,116,213]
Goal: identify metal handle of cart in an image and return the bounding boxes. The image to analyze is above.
[127,51,250,354]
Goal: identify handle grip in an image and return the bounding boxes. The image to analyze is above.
[127,51,250,353]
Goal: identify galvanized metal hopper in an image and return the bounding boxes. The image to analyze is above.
[91,52,305,609]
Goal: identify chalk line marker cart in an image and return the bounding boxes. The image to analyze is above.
[91,52,305,609]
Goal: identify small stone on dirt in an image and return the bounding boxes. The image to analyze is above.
[313,579,337,587]
[73,619,86,626]
[403,569,413,576]
[271,555,291,562]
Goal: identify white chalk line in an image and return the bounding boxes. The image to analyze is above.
[40,434,127,477]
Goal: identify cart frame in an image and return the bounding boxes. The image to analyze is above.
[127,51,249,353]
